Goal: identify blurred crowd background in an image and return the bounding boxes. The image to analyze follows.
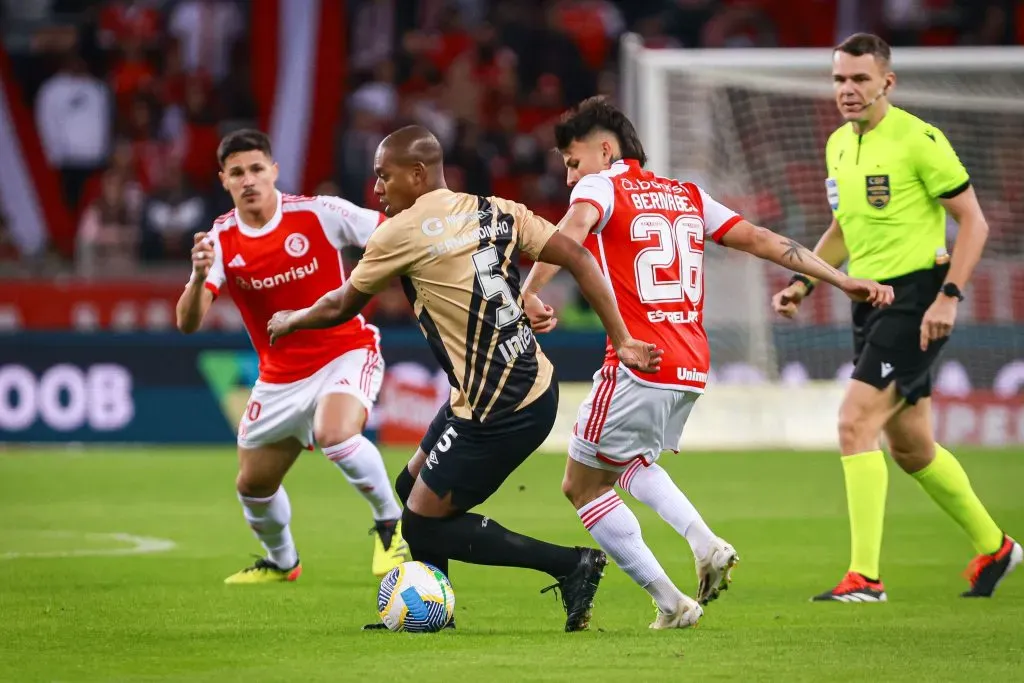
[2,0,1023,329]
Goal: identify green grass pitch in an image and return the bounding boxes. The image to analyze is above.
[1,446,1022,682]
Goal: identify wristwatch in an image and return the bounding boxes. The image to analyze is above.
[789,274,815,296]
[941,282,964,301]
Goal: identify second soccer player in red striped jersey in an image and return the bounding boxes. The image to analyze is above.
[522,98,894,629]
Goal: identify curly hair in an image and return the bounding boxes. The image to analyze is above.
[554,96,647,166]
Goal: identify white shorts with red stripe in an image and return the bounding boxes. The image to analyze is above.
[237,347,383,450]
[568,365,699,472]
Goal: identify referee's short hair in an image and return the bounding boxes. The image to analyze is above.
[835,33,892,67]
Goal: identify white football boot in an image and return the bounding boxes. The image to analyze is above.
[649,594,704,630]
[696,537,739,605]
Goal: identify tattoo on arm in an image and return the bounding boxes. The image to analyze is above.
[778,237,843,277]
[781,238,803,263]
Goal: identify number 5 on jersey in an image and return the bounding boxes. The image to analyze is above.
[472,245,523,328]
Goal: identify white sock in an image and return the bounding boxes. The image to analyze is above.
[238,487,298,569]
[323,435,402,521]
[578,489,684,612]
[647,575,686,613]
[619,461,716,560]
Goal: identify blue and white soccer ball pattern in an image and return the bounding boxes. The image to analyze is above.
[377,561,455,632]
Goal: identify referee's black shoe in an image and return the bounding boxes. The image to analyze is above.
[541,547,608,632]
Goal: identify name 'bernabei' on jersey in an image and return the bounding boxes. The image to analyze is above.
[570,159,743,392]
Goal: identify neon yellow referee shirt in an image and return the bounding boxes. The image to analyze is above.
[824,106,970,281]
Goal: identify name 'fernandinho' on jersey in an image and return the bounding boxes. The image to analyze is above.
[425,212,514,257]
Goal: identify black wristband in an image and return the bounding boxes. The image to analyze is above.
[789,274,815,296]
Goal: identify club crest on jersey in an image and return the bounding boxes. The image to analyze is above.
[421,217,445,236]
[865,175,890,209]
[284,232,310,258]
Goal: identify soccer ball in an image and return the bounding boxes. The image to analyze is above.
[377,561,455,632]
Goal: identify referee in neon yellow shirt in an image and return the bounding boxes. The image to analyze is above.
[773,33,1020,602]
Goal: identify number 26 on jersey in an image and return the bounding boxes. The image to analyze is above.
[631,214,705,304]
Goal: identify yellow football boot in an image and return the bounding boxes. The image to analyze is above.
[372,520,411,578]
[224,556,302,584]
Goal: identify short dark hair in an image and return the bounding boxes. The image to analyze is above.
[217,129,273,168]
[835,33,891,66]
[554,96,647,167]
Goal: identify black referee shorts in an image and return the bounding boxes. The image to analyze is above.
[851,264,949,404]
[417,382,558,511]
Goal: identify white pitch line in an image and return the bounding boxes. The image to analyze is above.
[1,532,177,560]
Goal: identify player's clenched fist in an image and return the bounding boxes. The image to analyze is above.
[267,310,295,345]
[524,292,557,333]
[191,232,215,280]
[771,282,807,319]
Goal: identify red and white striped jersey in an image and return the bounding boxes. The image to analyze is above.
[202,191,384,383]
[570,159,743,392]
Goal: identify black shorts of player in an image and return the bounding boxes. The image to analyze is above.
[851,264,949,404]
[417,382,558,511]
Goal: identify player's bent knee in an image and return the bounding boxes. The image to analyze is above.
[406,477,457,518]
[313,393,368,448]
[314,424,363,450]
[887,443,931,474]
[562,457,620,508]
[235,470,281,499]
[561,473,613,510]
[884,417,935,473]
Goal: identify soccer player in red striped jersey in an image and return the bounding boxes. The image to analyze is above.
[523,98,894,628]
[175,129,411,583]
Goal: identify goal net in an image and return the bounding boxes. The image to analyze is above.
[619,36,1024,447]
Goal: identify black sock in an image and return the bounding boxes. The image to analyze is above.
[403,508,580,580]
[393,468,449,577]
[395,466,415,506]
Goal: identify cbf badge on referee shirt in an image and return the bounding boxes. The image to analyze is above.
[866,174,890,208]
[825,177,839,210]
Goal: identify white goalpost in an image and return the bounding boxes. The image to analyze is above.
[616,35,1024,449]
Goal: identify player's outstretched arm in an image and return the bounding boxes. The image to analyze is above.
[521,202,601,333]
[266,281,374,345]
[176,232,217,334]
[721,219,892,307]
[538,231,662,374]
